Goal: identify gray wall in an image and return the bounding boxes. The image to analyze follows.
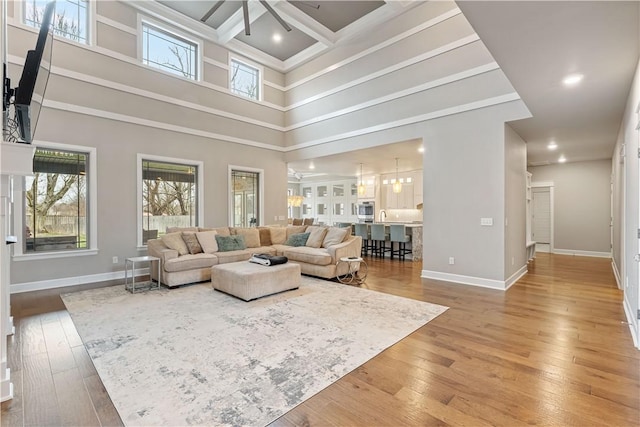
[529,160,612,254]
[504,124,527,279]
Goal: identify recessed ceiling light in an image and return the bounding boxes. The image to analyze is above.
[272,33,282,43]
[547,142,558,150]
[562,73,584,86]
[309,162,315,170]
[558,155,567,163]
[418,146,424,153]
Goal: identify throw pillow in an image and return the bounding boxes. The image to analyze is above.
[257,227,272,246]
[285,232,310,247]
[195,231,218,253]
[305,226,328,248]
[215,235,247,252]
[269,227,286,245]
[234,228,260,248]
[182,232,202,254]
[161,232,189,256]
[286,225,307,238]
[322,227,349,248]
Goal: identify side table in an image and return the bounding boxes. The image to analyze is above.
[336,256,368,285]
[125,256,161,293]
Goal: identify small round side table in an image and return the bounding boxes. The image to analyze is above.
[336,256,368,285]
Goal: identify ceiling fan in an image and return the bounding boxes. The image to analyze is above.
[201,0,319,36]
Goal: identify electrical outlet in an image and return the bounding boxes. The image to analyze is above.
[112,256,118,264]
[448,257,454,265]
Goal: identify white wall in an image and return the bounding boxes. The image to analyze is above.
[529,160,612,256]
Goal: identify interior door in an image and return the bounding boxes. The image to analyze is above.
[532,187,551,250]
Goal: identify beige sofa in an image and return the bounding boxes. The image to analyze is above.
[147,225,362,287]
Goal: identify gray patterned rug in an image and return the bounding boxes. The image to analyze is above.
[62,276,448,426]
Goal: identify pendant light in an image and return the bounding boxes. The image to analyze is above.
[392,158,402,193]
[358,163,366,196]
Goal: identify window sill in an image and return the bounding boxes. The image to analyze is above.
[13,249,99,262]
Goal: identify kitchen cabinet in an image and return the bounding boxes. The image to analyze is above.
[384,183,415,209]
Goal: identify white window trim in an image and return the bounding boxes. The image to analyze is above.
[137,153,204,249]
[137,15,203,82]
[18,0,93,47]
[229,54,264,102]
[13,141,98,261]
[227,165,264,227]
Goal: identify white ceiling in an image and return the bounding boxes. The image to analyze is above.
[156,1,640,178]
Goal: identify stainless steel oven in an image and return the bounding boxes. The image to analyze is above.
[357,201,375,223]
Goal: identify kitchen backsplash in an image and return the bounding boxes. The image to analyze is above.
[384,209,423,223]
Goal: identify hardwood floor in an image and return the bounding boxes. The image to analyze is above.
[2,253,638,426]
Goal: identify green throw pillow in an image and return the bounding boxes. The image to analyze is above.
[285,232,310,247]
[215,235,246,251]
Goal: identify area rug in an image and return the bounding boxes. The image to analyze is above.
[62,276,448,426]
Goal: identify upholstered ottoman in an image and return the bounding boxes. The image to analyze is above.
[211,261,301,301]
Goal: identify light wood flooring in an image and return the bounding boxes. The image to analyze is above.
[2,253,639,426]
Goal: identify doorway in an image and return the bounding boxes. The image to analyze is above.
[532,185,553,253]
[229,167,263,227]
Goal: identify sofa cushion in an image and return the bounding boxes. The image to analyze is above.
[214,250,252,264]
[286,225,307,238]
[161,232,189,256]
[182,232,203,254]
[257,227,272,246]
[305,226,327,248]
[167,226,199,234]
[235,228,260,248]
[196,231,218,253]
[284,247,333,266]
[322,227,349,248]
[285,232,309,247]
[200,227,231,237]
[269,227,287,245]
[216,235,246,251]
[164,253,217,272]
[250,246,277,256]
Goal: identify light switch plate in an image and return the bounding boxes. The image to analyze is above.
[480,217,493,226]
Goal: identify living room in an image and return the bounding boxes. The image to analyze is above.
[1,0,639,425]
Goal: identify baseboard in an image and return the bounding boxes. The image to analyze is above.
[552,249,611,258]
[421,270,508,290]
[505,265,528,290]
[10,267,149,294]
[623,298,639,349]
[611,259,622,290]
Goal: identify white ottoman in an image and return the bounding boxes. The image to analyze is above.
[211,261,301,301]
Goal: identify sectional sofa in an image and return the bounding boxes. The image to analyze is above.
[147,225,362,287]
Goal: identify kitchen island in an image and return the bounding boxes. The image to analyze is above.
[351,223,422,262]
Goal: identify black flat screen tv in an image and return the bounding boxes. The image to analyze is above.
[15,0,55,143]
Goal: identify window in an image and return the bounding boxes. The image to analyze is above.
[142,21,198,80]
[230,59,261,100]
[24,0,88,44]
[138,156,203,245]
[24,148,89,253]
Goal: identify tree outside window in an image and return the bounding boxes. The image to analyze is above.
[141,159,198,244]
[24,0,88,44]
[25,148,88,252]
[230,59,260,100]
[142,22,198,80]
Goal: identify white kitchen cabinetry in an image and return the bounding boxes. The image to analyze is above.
[384,183,415,209]
[357,175,376,199]
[299,180,358,225]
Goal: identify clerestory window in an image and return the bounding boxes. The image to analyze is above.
[24,0,89,44]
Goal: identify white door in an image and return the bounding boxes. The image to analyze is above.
[532,187,551,252]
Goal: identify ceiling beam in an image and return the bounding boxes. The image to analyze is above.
[217,1,267,44]
[272,0,336,47]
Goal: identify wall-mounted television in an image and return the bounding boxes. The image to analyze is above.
[13,0,56,143]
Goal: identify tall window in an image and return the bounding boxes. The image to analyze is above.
[142,22,198,80]
[25,148,88,252]
[231,169,261,227]
[140,158,200,244]
[24,0,88,44]
[230,59,260,100]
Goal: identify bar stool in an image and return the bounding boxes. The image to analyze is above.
[370,224,390,258]
[354,223,373,256]
[390,224,412,261]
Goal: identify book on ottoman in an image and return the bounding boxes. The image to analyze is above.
[250,253,288,266]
